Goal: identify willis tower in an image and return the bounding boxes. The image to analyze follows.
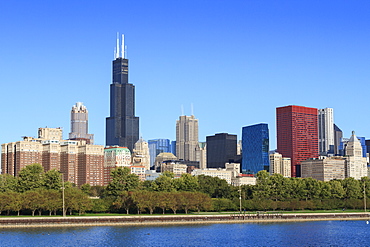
[106,34,139,151]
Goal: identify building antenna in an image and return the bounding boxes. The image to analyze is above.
[121,34,125,58]
[191,103,194,116]
[181,105,184,116]
[115,32,120,59]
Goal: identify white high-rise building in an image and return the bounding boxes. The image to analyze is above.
[176,115,199,161]
[345,131,367,180]
[318,108,334,156]
[269,152,291,177]
[132,138,151,170]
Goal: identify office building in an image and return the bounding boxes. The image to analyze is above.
[132,138,150,170]
[345,131,367,179]
[195,142,207,169]
[69,102,94,144]
[103,146,132,185]
[318,108,334,156]
[176,115,198,161]
[242,123,270,175]
[206,133,237,169]
[269,152,291,177]
[334,124,343,156]
[276,105,319,177]
[301,156,346,181]
[339,136,367,158]
[106,34,139,151]
[148,139,172,168]
[1,128,104,186]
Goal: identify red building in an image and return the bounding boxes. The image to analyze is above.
[276,105,318,177]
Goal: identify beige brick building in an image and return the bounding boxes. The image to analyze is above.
[1,128,104,186]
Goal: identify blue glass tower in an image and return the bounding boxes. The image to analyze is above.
[242,123,270,175]
[148,139,172,168]
[339,136,367,157]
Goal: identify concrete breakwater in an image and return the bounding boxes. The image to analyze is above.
[1,213,369,228]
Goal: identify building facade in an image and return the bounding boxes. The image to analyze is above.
[106,34,139,152]
[334,124,343,156]
[206,133,237,169]
[176,115,198,161]
[276,105,319,177]
[301,156,346,181]
[318,108,334,156]
[69,102,94,144]
[269,152,291,177]
[345,131,367,179]
[103,146,132,185]
[148,139,172,168]
[242,123,270,175]
[132,138,150,170]
[1,128,104,186]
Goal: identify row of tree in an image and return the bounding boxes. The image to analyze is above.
[1,164,370,215]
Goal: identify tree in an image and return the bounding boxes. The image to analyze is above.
[328,180,345,199]
[42,169,62,190]
[192,192,213,213]
[174,174,199,192]
[113,191,134,214]
[23,190,44,216]
[81,184,92,195]
[40,189,62,216]
[7,191,23,216]
[132,191,158,214]
[17,163,44,192]
[197,175,232,198]
[342,177,362,199]
[106,167,140,196]
[153,172,176,192]
[0,174,18,192]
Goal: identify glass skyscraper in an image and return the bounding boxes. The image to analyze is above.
[148,139,172,168]
[242,123,270,175]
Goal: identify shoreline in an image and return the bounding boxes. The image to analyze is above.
[1,213,370,228]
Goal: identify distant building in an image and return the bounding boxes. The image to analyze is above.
[103,146,131,185]
[334,124,343,156]
[195,142,207,169]
[206,133,237,169]
[161,161,188,177]
[301,156,346,181]
[106,34,139,152]
[276,105,319,177]
[318,108,334,156]
[69,102,94,144]
[339,136,367,158]
[154,152,177,171]
[242,123,270,175]
[148,139,172,168]
[269,152,291,177]
[1,128,104,186]
[132,138,150,170]
[345,131,367,179]
[176,115,198,161]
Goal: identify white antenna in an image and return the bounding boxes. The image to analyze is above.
[181,105,184,116]
[191,103,194,116]
[125,45,127,58]
[121,34,125,58]
[115,32,120,59]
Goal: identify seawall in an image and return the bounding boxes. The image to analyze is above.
[1,213,369,228]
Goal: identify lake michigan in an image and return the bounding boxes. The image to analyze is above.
[1,220,370,246]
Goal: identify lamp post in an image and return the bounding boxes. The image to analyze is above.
[239,185,242,214]
[59,171,66,217]
[364,182,367,213]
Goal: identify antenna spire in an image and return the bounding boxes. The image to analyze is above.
[121,34,125,58]
[191,103,194,116]
[115,32,120,59]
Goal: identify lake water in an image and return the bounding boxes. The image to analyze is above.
[1,220,370,246]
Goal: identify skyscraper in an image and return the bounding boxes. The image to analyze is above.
[242,123,270,175]
[148,139,172,168]
[106,34,139,151]
[69,102,94,144]
[334,124,343,156]
[206,133,237,169]
[318,108,334,156]
[176,115,198,161]
[276,105,319,177]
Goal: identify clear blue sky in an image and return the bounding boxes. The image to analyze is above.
[1,1,370,150]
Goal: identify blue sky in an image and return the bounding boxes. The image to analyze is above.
[1,1,370,149]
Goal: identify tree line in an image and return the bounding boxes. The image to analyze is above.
[1,164,370,216]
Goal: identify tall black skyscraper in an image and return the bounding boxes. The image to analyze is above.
[106,34,139,151]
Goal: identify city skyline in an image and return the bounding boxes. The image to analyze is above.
[1,1,370,149]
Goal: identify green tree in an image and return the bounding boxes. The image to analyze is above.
[174,174,199,192]
[7,191,23,216]
[80,183,92,195]
[342,177,362,199]
[153,172,176,192]
[106,167,140,196]
[41,189,62,216]
[197,175,231,198]
[328,180,345,199]
[113,191,134,214]
[0,174,18,192]
[42,169,62,190]
[17,163,44,192]
[23,190,44,216]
